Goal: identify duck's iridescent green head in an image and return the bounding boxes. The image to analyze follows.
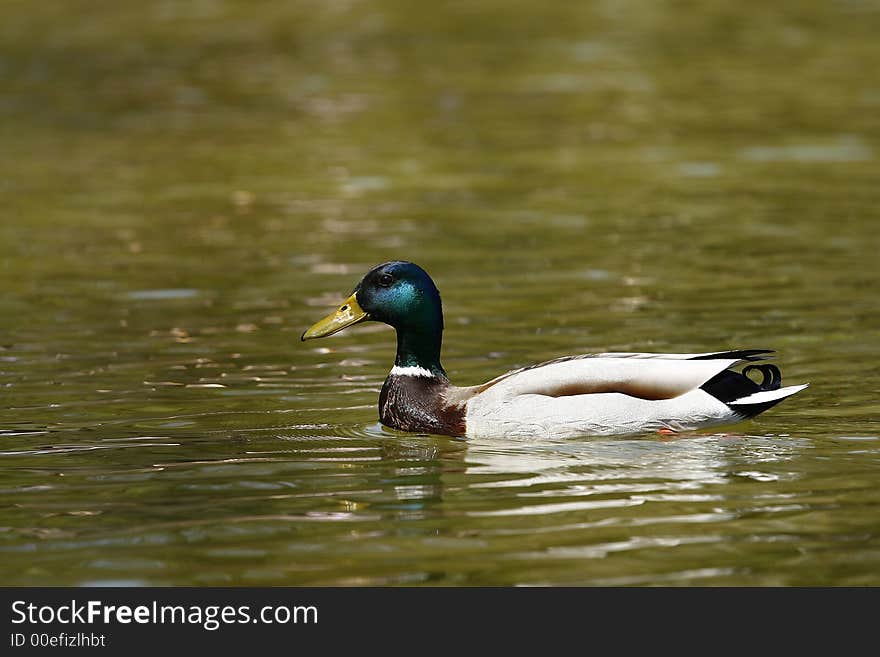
[355,261,443,333]
[302,261,446,374]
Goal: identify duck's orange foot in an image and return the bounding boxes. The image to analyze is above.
[658,428,676,436]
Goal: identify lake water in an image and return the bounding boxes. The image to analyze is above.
[1,0,879,586]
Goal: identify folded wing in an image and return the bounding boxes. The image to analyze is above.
[476,353,747,402]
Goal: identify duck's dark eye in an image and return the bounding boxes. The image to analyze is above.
[378,273,394,287]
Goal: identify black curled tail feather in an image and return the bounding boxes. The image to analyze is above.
[701,363,789,419]
[701,363,782,404]
[742,364,781,391]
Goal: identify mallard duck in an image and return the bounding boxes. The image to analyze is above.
[302,261,807,439]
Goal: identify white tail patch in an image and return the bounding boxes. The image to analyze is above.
[730,384,809,406]
[390,365,435,378]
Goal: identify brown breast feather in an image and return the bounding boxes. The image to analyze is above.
[379,375,467,436]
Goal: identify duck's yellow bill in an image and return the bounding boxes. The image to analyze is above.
[301,294,368,341]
